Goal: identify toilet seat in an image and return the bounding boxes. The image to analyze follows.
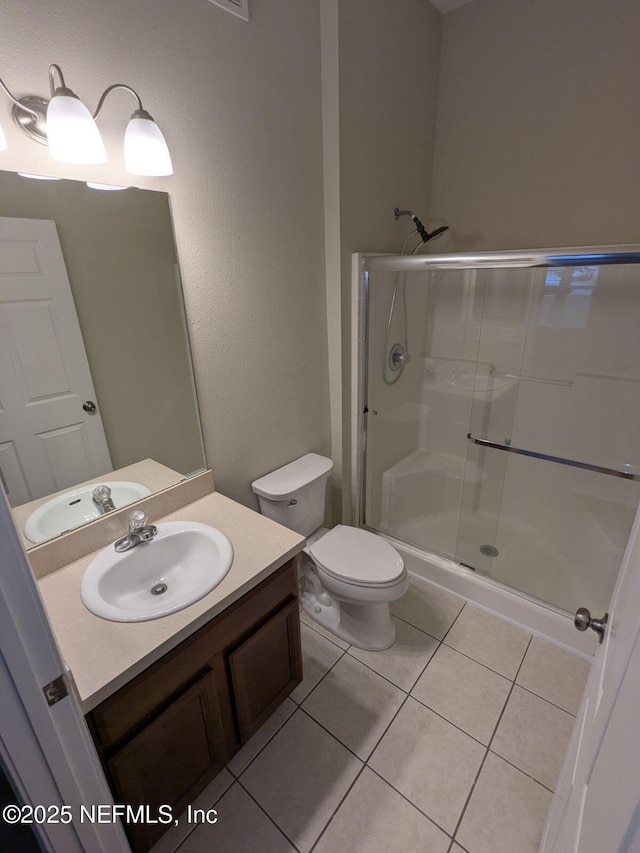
[309,525,405,588]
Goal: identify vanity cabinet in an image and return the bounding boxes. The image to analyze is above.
[87,558,302,852]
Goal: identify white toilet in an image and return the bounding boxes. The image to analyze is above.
[251,453,408,650]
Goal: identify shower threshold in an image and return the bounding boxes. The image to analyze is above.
[370,529,596,659]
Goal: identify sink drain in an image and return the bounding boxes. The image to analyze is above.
[151,583,168,596]
[480,545,499,558]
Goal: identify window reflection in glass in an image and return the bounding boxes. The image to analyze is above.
[540,266,599,328]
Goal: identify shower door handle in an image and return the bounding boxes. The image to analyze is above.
[467,433,640,481]
[574,607,608,643]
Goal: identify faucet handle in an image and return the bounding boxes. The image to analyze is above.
[128,509,148,533]
[92,484,116,512]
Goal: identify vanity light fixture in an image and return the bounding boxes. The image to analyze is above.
[18,172,61,180]
[86,182,128,191]
[0,65,173,176]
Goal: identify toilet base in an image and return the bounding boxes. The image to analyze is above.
[301,589,397,651]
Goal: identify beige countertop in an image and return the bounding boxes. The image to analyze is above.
[38,491,305,713]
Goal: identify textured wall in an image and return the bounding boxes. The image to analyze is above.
[431,0,640,250]
[324,0,442,520]
[0,0,330,508]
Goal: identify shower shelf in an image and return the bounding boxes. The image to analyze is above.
[467,433,640,482]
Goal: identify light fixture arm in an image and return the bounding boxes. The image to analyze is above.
[0,75,39,119]
[48,64,67,95]
[93,84,145,120]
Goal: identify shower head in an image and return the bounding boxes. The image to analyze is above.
[425,225,449,242]
[394,207,449,243]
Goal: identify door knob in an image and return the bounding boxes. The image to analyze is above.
[574,607,608,643]
[83,400,97,413]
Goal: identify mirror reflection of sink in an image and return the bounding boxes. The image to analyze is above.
[23,481,152,544]
[80,521,234,622]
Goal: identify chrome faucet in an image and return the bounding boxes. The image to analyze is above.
[92,484,116,514]
[114,509,157,552]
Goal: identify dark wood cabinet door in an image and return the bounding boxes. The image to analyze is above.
[228,599,302,742]
[107,669,225,852]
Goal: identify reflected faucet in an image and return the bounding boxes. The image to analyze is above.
[92,485,116,514]
[114,509,157,552]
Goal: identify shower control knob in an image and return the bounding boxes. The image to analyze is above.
[574,607,608,643]
[389,344,411,372]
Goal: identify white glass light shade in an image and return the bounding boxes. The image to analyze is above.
[18,173,61,181]
[0,121,7,151]
[46,94,106,164]
[86,182,128,191]
[124,116,173,176]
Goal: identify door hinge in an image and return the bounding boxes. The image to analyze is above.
[42,674,69,707]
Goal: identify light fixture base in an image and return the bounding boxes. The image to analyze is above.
[12,96,49,146]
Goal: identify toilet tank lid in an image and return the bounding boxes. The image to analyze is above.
[251,453,333,500]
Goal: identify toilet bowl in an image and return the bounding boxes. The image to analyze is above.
[251,454,408,650]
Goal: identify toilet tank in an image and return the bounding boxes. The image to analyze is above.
[251,453,333,536]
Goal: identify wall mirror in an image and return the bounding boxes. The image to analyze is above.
[0,170,206,549]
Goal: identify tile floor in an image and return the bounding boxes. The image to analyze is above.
[151,577,591,853]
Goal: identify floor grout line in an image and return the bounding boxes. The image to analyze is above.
[486,748,556,794]
[439,636,526,681]
[307,764,368,852]
[289,640,348,707]
[449,746,490,845]
[227,701,297,780]
[300,613,352,652]
[360,690,412,763]
[297,704,368,764]
[514,681,578,717]
[487,635,533,751]
[391,601,466,645]
[236,777,303,852]
[388,610,449,643]
[365,763,454,842]
[342,639,439,696]
[407,691,500,749]
[449,634,534,846]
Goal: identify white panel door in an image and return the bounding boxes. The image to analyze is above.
[0,217,112,505]
[541,500,640,852]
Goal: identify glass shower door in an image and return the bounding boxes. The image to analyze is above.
[456,262,640,614]
[362,250,640,617]
[364,265,489,560]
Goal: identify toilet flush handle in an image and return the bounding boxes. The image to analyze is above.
[287,499,298,507]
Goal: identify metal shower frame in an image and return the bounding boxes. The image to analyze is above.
[353,244,640,532]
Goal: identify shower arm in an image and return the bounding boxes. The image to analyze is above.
[394,207,449,243]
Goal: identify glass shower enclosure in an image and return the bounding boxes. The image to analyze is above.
[358,247,640,616]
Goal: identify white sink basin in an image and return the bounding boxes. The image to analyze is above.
[24,481,151,544]
[80,521,234,622]
[24,480,151,545]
